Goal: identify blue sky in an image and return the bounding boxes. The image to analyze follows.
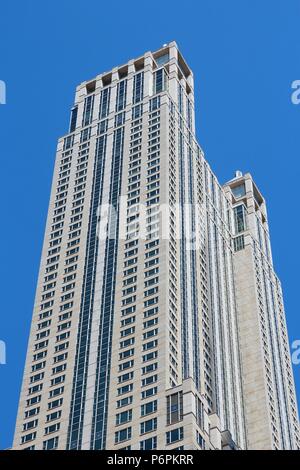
[0,0,300,449]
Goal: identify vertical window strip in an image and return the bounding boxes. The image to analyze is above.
[154,69,165,94]
[69,106,78,133]
[99,87,111,119]
[82,95,95,127]
[133,72,144,104]
[91,126,125,450]
[116,80,127,112]
[67,135,107,450]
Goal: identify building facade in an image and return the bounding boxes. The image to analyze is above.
[13,42,299,450]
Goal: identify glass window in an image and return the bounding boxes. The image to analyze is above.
[42,436,59,450]
[154,69,165,94]
[116,409,132,425]
[140,436,157,450]
[117,396,133,408]
[69,106,78,133]
[166,427,184,445]
[149,96,161,112]
[233,235,245,252]
[141,400,157,416]
[82,95,94,126]
[115,427,132,443]
[232,183,246,199]
[166,392,183,425]
[234,205,247,234]
[133,72,144,104]
[115,112,125,127]
[141,387,157,399]
[155,53,169,66]
[80,127,91,143]
[132,103,143,120]
[99,87,111,119]
[140,417,157,434]
[98,119,108,135]
[116,80,127,112]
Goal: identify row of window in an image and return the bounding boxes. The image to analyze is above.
[114,105,162,443]
[115,426,184,446]
[69,69,164,135]
[22,140,91,445]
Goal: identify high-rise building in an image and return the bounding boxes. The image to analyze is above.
[13,42,299,450]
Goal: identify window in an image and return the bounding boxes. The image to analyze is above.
[155,53,169,66]
[48,398,63,410]
[142,351,158,362]
[99,87,111,118]
[140,436,157,450]
[132,104,143,120]
[118,371,134,383]
[154,69,165,94]
[120,337,135,348]
[43,436,59,450]
[196,397,204,429]
[21,432,37,444]
[45,423,60,435]
[23,420,38,431]
[119,360,134,371]
[117,396,133,408]
[141,400,157,417]
[143,328,158,339]
[119,348,134,360]
[233,235,245,252]
[116,80,127,111]
[196,431,205,449]
[166,427,184,445]
[140,417,157,434]
[142,340,158,351]
[121,316,135,327]
[98,119,108,135]
[166,392,183,425]
[115,111,125,127]
[231,183,246,199]
[46,410,62,422]
[141,374,157,387]
[144,307,159,318]
[142,362,158,374]
[149,96,161,112]
[117,383,133,396]
[234,205,247,234]
[141,387,157,399]
[26,395,41,407]
[82,94,94,126]
[25,407,40,418]
[115,427,132,443]
[133,72,144,104]
[178,84,183,114]
[63,135,74,151]
[69,106,78,133]
[116,409,132,425]
[80,127,91,143]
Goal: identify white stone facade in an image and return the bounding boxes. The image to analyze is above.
[13,42,299,450]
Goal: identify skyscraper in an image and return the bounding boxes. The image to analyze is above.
[13,42,299,450]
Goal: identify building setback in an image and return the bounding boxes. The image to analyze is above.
[13,42,299,450]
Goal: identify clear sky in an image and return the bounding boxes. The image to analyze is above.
[0,0,300,449]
